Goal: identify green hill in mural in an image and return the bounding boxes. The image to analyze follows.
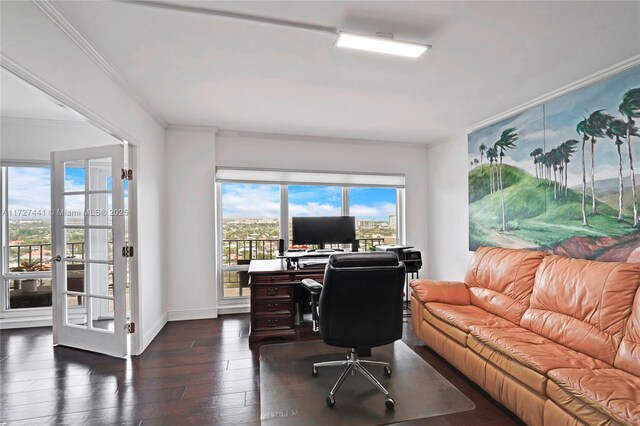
[469,164,637,252]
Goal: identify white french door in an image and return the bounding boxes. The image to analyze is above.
[51,144,129,358]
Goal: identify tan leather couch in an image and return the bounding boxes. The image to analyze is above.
[410,246,640,426]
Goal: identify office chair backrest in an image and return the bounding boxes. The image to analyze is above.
[319,252,406,349]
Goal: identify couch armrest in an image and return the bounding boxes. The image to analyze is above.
[410,279,470,305]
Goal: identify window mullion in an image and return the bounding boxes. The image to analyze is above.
[280,185,288,246]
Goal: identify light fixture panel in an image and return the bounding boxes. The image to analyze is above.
[335,32,430,58]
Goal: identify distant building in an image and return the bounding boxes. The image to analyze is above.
[389,214,397,227]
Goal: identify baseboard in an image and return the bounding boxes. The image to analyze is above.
[217,304,250,315]
[140,311,168,354]
[167,307,219,322]
[0,316,52,329]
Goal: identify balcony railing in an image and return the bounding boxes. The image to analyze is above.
[8,242,87,268]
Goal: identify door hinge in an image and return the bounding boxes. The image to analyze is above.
[121,168,133,180]
[122,245,134,257]
[125,322,135,334]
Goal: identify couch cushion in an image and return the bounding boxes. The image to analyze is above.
[548,368,640,426]
[469,326,609,375]
[615,287,640,377]
[521,255,640,365]
[465,246,546,324]
[426,302,515,332]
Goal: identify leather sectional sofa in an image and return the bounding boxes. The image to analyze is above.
[410,246,640,426]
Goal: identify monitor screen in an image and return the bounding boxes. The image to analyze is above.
[292,216,356,245]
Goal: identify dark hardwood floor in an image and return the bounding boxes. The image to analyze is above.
[1,314,523,425]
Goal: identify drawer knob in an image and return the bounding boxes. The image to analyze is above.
[267,303,278,312]
[267,287,278,296]
[267,319,278,328]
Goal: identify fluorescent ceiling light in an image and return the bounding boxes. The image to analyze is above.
[335,32,430,58]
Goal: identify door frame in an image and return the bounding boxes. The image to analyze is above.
[1,61,142,355]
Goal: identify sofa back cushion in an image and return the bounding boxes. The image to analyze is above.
[464,246,547,324]
[521,255,640,365]
[615,287,640,376]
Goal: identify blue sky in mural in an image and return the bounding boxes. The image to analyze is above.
[469,66,640,187]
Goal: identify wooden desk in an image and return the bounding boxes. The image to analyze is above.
[248,259,324,344]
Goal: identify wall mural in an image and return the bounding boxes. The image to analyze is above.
[468,66,640,262]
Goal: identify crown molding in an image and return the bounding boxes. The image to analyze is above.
[1,116,89,126]
[32,0,168,129]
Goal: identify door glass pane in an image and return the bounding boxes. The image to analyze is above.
[64,161,85,192]
[88,158,112,191]
[66,261,85,294]
[348,187,398,251]
[88,193,113,226]
[86,262,112,297]
[64,195,85,225]
[288,185,341,249]
[65,229,85,259]
[89,296,115,333]
[220,183,280,298]
[65,295,87,328]
[86,228,113,262]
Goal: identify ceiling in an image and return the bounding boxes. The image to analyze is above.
[0,68,85,122]
[52,1,640,144]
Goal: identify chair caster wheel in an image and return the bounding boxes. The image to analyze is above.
[312,366,318,376]
[385,397,395,410]
[384,366,392,377]
[326,395,335,408]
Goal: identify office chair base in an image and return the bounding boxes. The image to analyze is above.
[313,349,395,410]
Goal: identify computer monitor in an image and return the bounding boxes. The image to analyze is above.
[292,216,356,247]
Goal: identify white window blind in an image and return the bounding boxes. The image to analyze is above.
[215,168,405,188]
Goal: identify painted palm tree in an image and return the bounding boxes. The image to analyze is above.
[576,118,589,226]
[487,147,498,193]
[549,148,563,200]
[479,144,487,167]
[585,110,613,214]
[494,127,518,231]
[560,140,579,197]
[606,119,632,221]
[619,87,640,227]
[530,148,544,185]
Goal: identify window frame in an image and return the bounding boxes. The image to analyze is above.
[215,171,405,304]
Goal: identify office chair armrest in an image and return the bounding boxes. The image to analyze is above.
[302,279,322,332]
[409,279,470,305]
[301,278,323,293]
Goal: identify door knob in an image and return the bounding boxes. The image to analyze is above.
[52,255,61,262]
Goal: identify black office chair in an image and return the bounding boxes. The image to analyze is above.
[302,252,406,410]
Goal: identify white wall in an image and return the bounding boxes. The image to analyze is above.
[1,1,167,353]
[163,130,429,319]
[1,118,118,160]
[426,133,472,281]
[165,127,218,320]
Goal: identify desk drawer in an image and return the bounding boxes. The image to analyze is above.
[254,301,292,317]
[254,317,292,331]
[253,285,292,300]
[252,275,291,285]
[291,273,324,283]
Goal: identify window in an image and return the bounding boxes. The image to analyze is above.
[216,169,405,300]
[220,182,280,298]
[349,187,398,251]
[2,166,53,309]
[288,185,341,249]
